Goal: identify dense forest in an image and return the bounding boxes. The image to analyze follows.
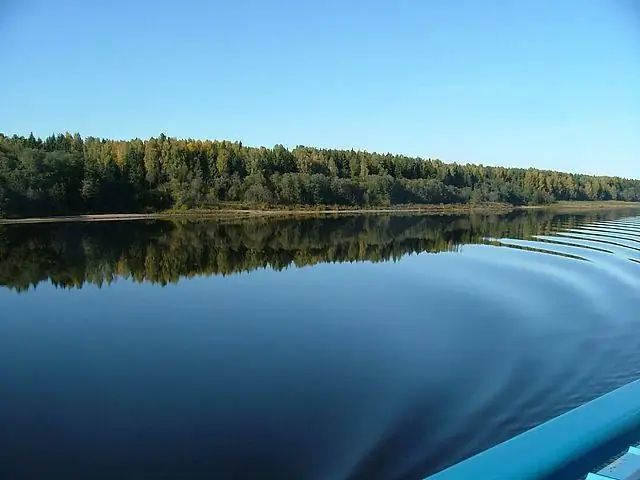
[1,132,639,217]
[0,209,628,292]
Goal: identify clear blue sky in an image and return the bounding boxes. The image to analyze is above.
[1,0,639,177]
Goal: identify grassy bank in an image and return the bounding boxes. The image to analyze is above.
[0,203,514,224]
[1,201,639,225]
[524,201,640,212]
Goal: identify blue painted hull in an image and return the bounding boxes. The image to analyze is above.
[427,378,640,479]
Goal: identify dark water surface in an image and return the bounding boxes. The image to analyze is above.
[1,209,640,479]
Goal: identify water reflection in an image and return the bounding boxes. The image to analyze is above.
[1,208,640,480]
[1,208,638,292]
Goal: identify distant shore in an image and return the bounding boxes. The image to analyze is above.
[0,203,513,224]
[524,201,640,211]
[1,201,639,225]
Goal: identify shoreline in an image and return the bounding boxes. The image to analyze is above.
[521,201,640,211]
[1,201,639,225]
[0,204,514,224]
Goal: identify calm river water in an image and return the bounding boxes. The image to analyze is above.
[1,208,640,479]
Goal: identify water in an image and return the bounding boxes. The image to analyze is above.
[1,208,640,480]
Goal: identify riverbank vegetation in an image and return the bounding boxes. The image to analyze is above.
[1,133,639,218]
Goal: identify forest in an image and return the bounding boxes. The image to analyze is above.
[1,132,639,218]
[0,209,627,292]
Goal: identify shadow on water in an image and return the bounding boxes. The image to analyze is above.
[1,207,640,480]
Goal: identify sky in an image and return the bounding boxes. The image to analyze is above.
[1,0,639,178]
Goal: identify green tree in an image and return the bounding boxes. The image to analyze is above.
[0,132,638,217]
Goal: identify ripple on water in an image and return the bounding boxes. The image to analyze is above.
[419,215,640,478]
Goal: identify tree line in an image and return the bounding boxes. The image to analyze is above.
[1,132,639,217]
[0,210,627,292]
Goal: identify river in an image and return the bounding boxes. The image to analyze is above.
[1,208,639,479]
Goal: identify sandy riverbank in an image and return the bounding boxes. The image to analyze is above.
[0,203,515,224]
